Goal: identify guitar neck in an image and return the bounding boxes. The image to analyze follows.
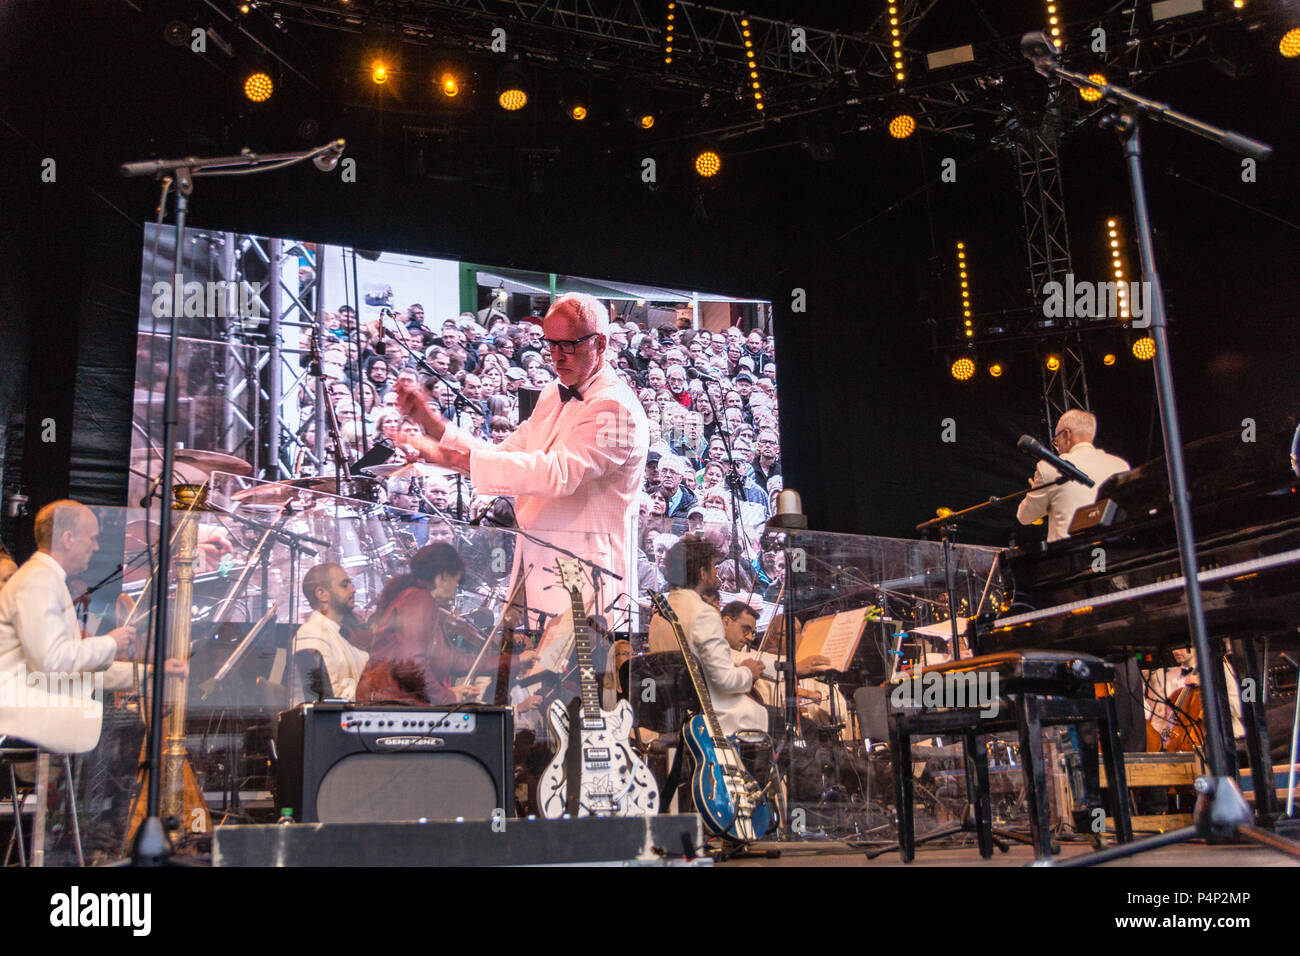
[569,587,600,719]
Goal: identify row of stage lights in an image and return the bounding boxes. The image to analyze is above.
[949,338,1156,381]
[948,219,1154,381]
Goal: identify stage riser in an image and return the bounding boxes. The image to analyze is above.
[213,815,705,866]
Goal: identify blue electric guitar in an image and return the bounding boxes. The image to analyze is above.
[538,559,659,818]
[649,590,775,843]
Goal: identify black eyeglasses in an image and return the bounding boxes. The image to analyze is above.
[542,332,599,355]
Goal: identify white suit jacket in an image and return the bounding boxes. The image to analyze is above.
[441,364,648,621]
[0,552,134,753]
[292,610,369,703]
[1016,442,1131,542]
[648,587,767,736]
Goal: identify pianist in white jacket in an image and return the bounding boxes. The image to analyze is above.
[1017,409,1130,542]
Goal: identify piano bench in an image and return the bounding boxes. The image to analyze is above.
[888,650,1133,864]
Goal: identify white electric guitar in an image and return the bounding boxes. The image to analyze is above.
[538,559,659,818]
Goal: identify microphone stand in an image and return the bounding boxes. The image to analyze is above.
[117,139,345,866]
[914,483,1061,661]
[1020,33,1299,865]
[695,371,749,590]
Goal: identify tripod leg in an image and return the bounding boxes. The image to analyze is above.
[1100,696,1133,845]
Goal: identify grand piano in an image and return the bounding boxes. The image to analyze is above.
[974,416,1300,820]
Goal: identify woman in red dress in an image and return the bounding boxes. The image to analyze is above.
[355,543,479,705]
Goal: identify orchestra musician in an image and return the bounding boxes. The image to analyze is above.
[354,543,480,706]
[647,535,767,736]
[1016,409,1130,542]
[292,563,370,702]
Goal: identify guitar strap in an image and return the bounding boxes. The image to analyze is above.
[564,695,583,816]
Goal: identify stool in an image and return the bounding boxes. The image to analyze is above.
[1,737,86,867]
[889,650,1134,863]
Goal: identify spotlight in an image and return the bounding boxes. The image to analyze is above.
[371,60,389,84]
[438,72,461,97]
[1080,73,1105,102]
[1044,353,1061,372]
[1132,336,1155,360]
[497,65,529,111]
[989,362,1004,378]
[694,149,722,178]
[1281,28,1300,58]
[888,114,916,139]
[1102,352,1117,366]
[243,71,273,102]
[638,113,656,129]
[951,356,976,381]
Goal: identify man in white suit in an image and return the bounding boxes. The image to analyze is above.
[1016,409,1130,542]
[397,292,648,623]
[0,500,168,753]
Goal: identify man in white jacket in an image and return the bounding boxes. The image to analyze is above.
[397,293,647,623]
[648,536,767,737]
[0,500,169,754]
[1016,409,1130,542]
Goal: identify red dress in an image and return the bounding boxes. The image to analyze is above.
[355,589,477,705]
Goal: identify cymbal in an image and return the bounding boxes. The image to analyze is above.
[130,446,252,478]
[231,475,381,506]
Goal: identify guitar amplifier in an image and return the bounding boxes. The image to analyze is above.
[276,703,513,824]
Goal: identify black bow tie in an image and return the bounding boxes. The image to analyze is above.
[558,383,583,403]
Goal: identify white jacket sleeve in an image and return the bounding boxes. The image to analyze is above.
[455,399,638,499]
[13,571,117,674]
[1015,460,1056,526]
[691,606,754,694]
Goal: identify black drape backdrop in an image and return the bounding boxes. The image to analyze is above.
[3,0,1297,557]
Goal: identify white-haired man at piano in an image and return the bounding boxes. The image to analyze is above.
[1016,409,1130,542]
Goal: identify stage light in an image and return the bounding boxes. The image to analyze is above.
[371,60,390,84]
[569,104,588,120]
[889,114,916,139]
[889,4,905,83]
[238,2,250,12]
[1046,1,1063,46]
[243,71,273,102]
[951,356,976,381]
[639,113,655,129]
[665,4,676,65]
[1045,353,1061,372]
[694,149,722,178]
[1103,352,1117,366]
[1281,29,1300,58]
[1132,337,1155,360]
[497,64,529,110]
[439,72,461,98]
[989,362,1004,378]
[1081,73,1106,102]
[1108,218,1129,320]
[499,88,526,110]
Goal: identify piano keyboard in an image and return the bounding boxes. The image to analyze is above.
[989,547,1300,631]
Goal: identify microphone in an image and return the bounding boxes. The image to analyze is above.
[1017,434,1095,487]
[312,139,346,172]
[686,367,721,381]
[1020,31,1060,77]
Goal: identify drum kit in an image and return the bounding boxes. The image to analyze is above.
[129,442,445,614]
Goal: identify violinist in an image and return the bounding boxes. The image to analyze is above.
[355,543,481,706]
[293,563,370,703]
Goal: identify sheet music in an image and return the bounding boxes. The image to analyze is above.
[819,608,868,672]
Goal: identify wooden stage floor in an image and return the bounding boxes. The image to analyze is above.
[717,838,1300,867]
